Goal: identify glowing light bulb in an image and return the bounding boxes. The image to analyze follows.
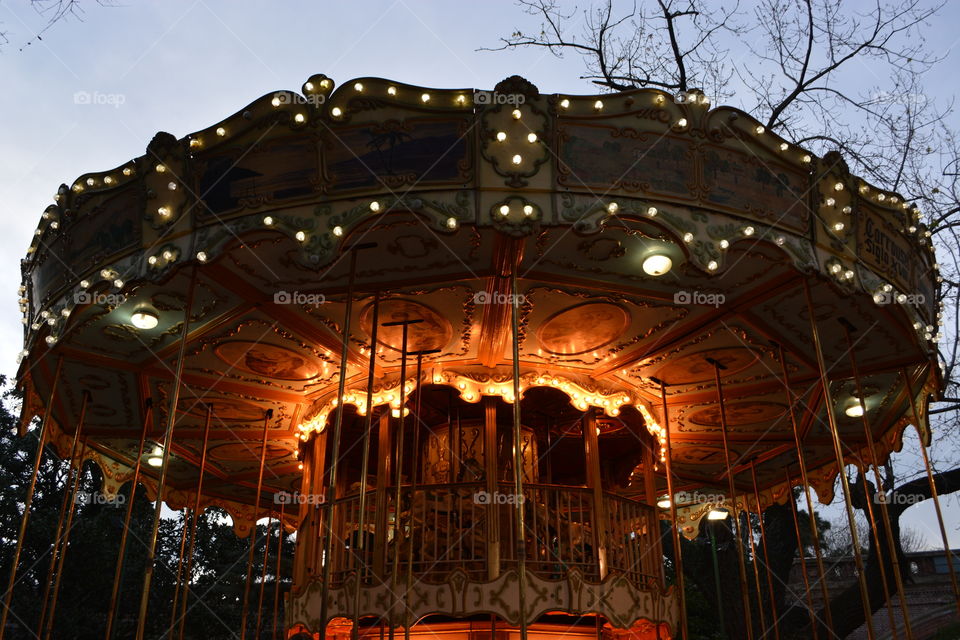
[607,202,619,214]
[594,100,603,110]
[512,154,522,165]
[527,132,538,143]
[294,113,305,123]
[511,109,522,119]
[216,127,226,137]
[755,125,765,134]
[642,254,672,277]
[331,107,343,117]
[496,131,507,142]
[131,309,159,329]
[559,99,570,109]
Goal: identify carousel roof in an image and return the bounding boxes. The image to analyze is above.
[16,74,941,534]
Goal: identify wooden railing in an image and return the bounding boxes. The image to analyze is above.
[315,482,661,590]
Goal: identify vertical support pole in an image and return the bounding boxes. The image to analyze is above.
[240,410,273,640]
[0,355,64,640]
[483,396,500,581]
[176,404,214,640]
[272,502,286,640]
[167,509,191,636]
[901,366,960,613]
[775,341,834,635]
[255,513,274,638]
[583,409,608,579]
[708,359,754,640]
[784,468,819,639]
[38,389,90,635]
[802,280,876,640]
[743,491,768,636]
[509,267,528,640]
[750,462,780,640]
[105,399,153,640]
[135,269,198,640]
[352,292,380,639]
[653,378,688,640]
[373,411,391,578]
[319,243,375,640]
[842,320,912,639]
[641,429,664,585]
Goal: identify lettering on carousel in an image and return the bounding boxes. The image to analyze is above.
[860,211,912,284]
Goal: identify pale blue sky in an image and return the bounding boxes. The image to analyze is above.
[1,0,958,548]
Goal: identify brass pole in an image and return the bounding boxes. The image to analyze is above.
[167,509,191,636]
[775,341,835,634]
[319,242,375,640]
[240,409,273,640]
[135,269,198,640]
[105,399,153,640]
[255,514,274,638]
[352,291,380,640]
[510,267,528,640]
[744,486,768,635]
[0,355,64,640]
[385,318,419,640]
[802,280,876,639]
[784,468,819,639]
[176,403,214,640]
[652,378,688,640]
[43,435,88,640]
[272,502,285,640]
[841,321,912,638]
[750,462,780,640]
[708,359,754,640]
[900,366,960,613]
[37,389,90,635]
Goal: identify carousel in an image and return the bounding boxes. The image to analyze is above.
[5,73,952,640]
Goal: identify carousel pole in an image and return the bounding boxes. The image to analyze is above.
[841,320,913,638]
[384,318,420,640]
[707,358,754,640]
[750,462,779,640]
[135,269,198,640]
[167,509,191,636]
[510,268,529,640]
[105,399,153,640]
[352,291,380,640]
[272,502,286,640]
[255,513,274,638]
[37,389,89,636]
[240,409,273,640]
[651,378,689,640]
[403,349,438,640]
[743,489,768,636]
[318,242,375,640]
[775,341,835,634]
[176,403,213,640]
[784,467,819,638]
[43,434,89,640]
[0,355,64,640]
[900,366,960,612]
[802,280,876,640]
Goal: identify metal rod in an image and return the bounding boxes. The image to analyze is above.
[135,269,198,640]
[38,389,90,636]
[750,462,780,640]
[105,399,153,640]
[775,341,835,635]
[272,502,286,640]
[0,355,64,640]
[900,366,960,613]
[510,267,528,640]
[653,378,689,640]
[709,359,754,640]
[352,292,380,639]
[404,350,432,640]
[167,509,191,637]
[802,280,876,639]
[240,409,273,640]
[319,243,374,640]
[784,467,819,639]
[744,482,768,636]
[707,524,725,633]
[176,403,214,640]
[255,513,274,638]
[842,321,912,638]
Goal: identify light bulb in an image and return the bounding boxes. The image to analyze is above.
[642,254,672,276]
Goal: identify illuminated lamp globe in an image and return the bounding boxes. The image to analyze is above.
[131,307,159,330]
[845,401,865,418]
[642,254,673,277]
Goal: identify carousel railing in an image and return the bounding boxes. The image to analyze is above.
[321,482,661,589]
